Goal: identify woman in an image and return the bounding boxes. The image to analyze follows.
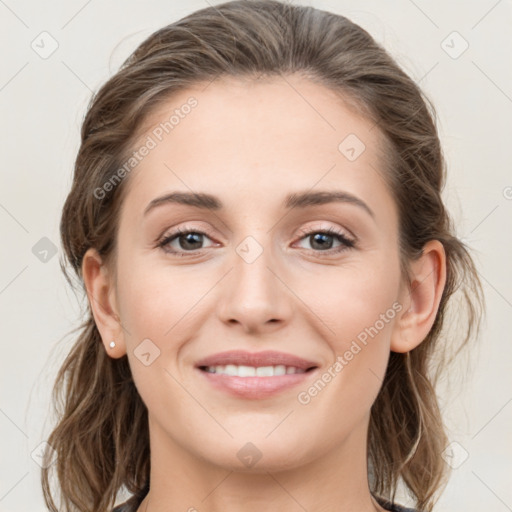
[41,1,484,511]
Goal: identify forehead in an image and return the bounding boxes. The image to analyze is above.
[120,74,394,223]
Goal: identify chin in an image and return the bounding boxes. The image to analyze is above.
[194,433,316,473]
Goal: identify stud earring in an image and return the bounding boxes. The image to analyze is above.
[109,341,116,349]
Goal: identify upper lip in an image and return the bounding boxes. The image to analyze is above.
[195,350,318,371]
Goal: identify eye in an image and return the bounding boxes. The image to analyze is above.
[157,227,217,256]
[156,225,356,257]
[294,226,355,254]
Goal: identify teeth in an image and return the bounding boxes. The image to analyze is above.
[204,364,307,376]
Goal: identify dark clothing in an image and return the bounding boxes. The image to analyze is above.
[112,490,419,512]
[375,495,420,512]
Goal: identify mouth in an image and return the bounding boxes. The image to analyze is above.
[194,350,319,399]
[198,364,317,376]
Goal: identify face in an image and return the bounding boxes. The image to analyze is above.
[108,75,407,471]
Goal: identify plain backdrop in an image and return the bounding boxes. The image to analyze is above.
[1,1,511,511]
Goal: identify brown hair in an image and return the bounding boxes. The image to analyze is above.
[41,1,485,511]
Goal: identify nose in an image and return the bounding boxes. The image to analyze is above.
[216,237,293,335]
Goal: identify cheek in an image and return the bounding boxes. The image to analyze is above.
[115,261,199,409]
[304,260,400,344]
[117,243,401,354]
[116,257,204,339]
[302,258,401,399]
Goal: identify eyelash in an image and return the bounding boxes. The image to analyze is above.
[156,225,356,258]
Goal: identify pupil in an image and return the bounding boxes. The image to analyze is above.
[180,233,202,250]
[311,233,332,250]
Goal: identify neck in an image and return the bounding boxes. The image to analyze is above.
[136,414,387,512]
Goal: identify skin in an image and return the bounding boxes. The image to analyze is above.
[83,74,446,512]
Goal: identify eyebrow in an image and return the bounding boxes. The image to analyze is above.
[143,190,375,219]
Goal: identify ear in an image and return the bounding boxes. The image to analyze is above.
[391,240,447,353]
[81,248,127,358]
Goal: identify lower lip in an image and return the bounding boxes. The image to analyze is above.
[195,367,318,399]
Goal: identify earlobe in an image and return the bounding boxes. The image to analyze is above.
[391,240,447,353]
[81,248,127,358]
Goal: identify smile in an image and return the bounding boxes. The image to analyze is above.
[200,364,312,376]
[196,366,319,399]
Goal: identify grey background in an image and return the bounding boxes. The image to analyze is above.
[0,0,511,510]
